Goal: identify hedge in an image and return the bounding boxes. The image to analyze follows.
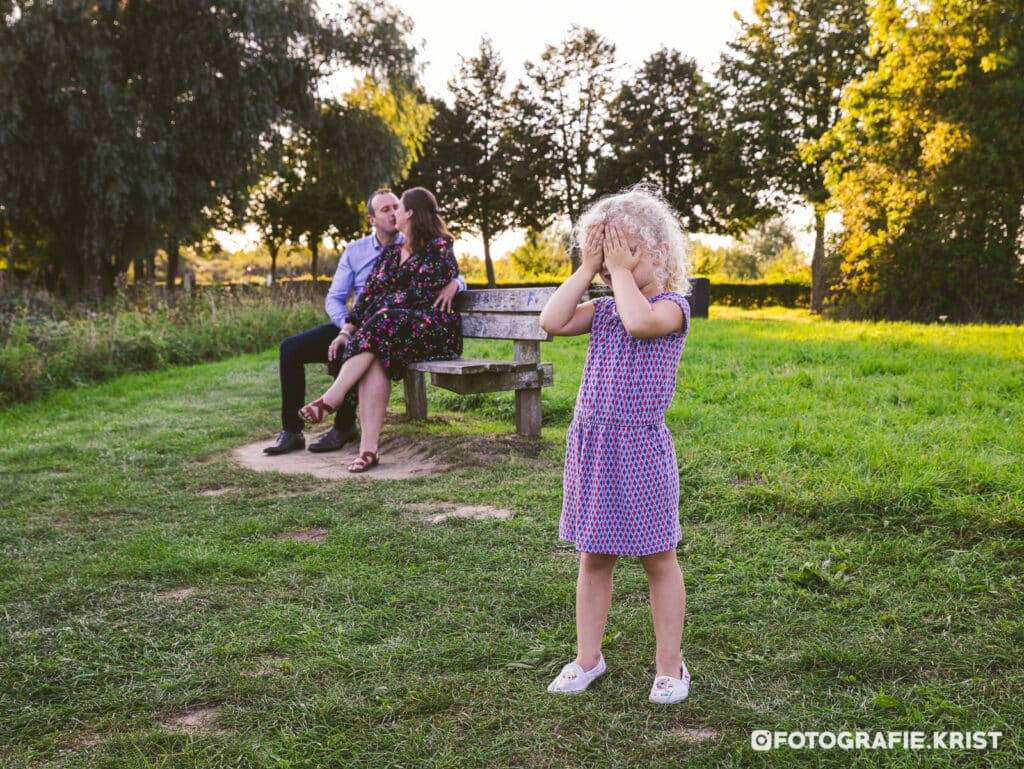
[711,282,810,308]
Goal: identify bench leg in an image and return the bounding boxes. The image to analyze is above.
[404,370,427,421]
[515,387,542,437]
[512,340,543,437]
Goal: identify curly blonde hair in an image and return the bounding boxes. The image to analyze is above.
[573,184,691,295]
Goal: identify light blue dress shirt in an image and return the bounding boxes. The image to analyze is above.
[324,232,466,327]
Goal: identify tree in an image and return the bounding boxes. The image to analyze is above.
[507,226,572,282]
[0,0,417,297]
[821,0,1024,322]
[406,38,518,287]
[283,98,408,281]
[715,0,871,311]
[509,26,618,269]
[246,175,294,284]
[595,48,719,232]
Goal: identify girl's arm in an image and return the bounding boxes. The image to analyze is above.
[538,225,604,336]
[604,226,684,339]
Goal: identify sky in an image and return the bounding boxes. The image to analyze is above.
[360,1,752,258]
[222,2,755,258]
[377,1,746,100]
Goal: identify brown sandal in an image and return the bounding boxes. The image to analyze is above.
[298,397,336,424]
[347,451,379,473]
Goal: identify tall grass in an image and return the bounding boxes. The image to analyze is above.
[0,285,324,408]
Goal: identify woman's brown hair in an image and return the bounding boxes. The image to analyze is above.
[402,187,452,255]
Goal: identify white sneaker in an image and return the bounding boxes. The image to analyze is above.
[649,660,690,705]
[547,655,606,695]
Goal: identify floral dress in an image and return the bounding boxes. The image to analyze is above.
[559,293,691,556]
[342,236,462,380]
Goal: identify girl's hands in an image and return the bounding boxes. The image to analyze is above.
[580,223,605,276]
[603,225,640,275]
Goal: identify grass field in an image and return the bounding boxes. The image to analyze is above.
[1,307,1022,768]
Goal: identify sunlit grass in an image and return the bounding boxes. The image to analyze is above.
[1,312,1021,768]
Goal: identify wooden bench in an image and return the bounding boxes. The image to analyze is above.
[403,287,557,437]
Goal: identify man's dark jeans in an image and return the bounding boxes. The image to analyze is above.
[279,323,357,433]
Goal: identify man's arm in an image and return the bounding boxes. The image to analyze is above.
[324,249,356,327]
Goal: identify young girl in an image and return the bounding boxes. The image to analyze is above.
[538,186,693,705]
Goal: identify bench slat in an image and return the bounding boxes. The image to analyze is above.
[461,313,550,341]
[455,287,558,312]
[431,363,554,395]
[407,358,539,375]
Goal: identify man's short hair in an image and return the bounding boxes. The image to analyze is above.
[367,188,394,217]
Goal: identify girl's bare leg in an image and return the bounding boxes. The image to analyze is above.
[356,358,391,455]
[575,552,618,671]
[640,549,686,677]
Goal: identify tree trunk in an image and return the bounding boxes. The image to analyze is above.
[165,234,181,289]
[268,240,280,284]
[60,239,85,299]
[123,213,154,287]
[482,225,496,288]
[810,206,826,314]
[5,236,15,286]
[310,237,319,281]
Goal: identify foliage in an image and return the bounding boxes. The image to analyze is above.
[509,26,618,268]
[692,218,810,282]
[594,48,720,232]
[821,0,1024,322]
[405,39,519,287]
[0,0,418,298]
[0,284,322,408]
[279,95,411,281]
[455,226,572,285]
[715,0,871,310]
[710,282,811,308]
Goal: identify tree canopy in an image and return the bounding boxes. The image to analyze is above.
[715,0,871,311]
[0,0,418,296]
[822,0,1024,321]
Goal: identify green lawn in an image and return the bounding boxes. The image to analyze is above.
[1,308,1022,768]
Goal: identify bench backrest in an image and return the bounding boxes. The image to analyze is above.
[455,287,557,341]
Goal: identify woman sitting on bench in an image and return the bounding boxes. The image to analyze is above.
[299,187,463,472]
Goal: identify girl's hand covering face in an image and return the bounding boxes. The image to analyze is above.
[602,225,640,273]
[581,223,606,275]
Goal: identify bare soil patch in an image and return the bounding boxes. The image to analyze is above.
[672,726,721,743]
[156,587,197,602]
[161,707,224,735]
[199,487,234,497]
[275,526,328,543]
[233,431,449,481]
[407,502,513,524]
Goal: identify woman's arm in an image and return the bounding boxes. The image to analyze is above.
[538,224,604,336]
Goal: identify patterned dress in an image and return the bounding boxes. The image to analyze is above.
[343,237,462,380]
[559,292,691,556]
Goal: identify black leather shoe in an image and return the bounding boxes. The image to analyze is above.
[263,430,305,455]
[308,425,359,453]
